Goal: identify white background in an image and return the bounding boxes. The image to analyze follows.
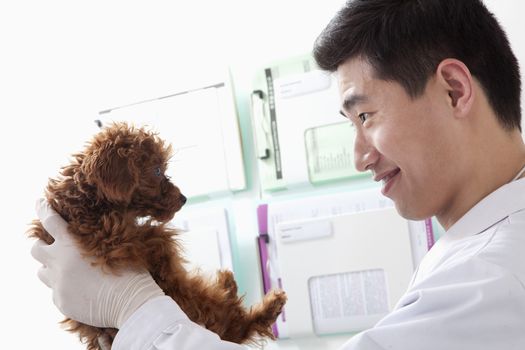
[0,1,523,349]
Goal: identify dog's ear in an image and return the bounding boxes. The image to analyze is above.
[81,143,139,204]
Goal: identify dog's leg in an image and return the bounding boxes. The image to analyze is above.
[208,271,287,344]
[223,290,286,344]
[216,270,238,297]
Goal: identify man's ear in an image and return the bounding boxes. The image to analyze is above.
[81,143,139,204]
[436,58,474,118]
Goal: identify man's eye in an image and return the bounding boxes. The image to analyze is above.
[154,167,162,176]
[358,112,371,124]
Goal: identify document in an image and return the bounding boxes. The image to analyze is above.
[99,82,245,198]
[271,70,343,187]
[304,122,363,184]
[251,55,361,191]
[259,187,437,338]
[274,207,413,337]
[309,270,389,334]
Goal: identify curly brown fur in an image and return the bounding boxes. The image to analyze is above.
[27,122,286,350]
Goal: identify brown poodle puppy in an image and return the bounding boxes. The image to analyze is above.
[27,122,287,350]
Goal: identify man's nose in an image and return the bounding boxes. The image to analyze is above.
[354,131,379,172]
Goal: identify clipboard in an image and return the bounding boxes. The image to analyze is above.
[97,78,246,199]
[275,208,413,337]
[250,54,368,192]
[256,188,438,338]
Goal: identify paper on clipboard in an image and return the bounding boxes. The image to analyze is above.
[251,55,364,191]
[98,82,246,199]
[272,70,343,187]
[308,269,390,334]
[258,187,437,338]
[304,121,362,184]
[275,208,414,337]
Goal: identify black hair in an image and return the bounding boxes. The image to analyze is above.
[314,0,521,131]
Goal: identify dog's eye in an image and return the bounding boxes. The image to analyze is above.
[154,167,162,177]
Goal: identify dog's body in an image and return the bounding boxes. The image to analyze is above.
[28,123,286,350]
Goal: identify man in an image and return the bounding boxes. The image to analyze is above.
[32,0,525,349]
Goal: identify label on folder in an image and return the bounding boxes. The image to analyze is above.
[275,70,331,99]
[277,218,333,243]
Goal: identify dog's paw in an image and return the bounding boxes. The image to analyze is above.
[244,290,287,342]
[262,289,287,319]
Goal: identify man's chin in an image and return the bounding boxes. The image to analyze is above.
[394,202,430,221]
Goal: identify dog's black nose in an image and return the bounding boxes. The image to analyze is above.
[180,194,187,204]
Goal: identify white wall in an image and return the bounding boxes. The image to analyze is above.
[0,1,523,349]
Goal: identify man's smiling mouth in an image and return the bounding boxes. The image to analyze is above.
[374,168,401,195]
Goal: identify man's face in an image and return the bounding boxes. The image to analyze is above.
[337,57,464,220]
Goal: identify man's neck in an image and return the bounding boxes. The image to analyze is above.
[437,131,525,231]
[513,162,525,181]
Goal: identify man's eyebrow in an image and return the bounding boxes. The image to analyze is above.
[341,94,369,114]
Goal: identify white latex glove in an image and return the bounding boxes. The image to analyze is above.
[31,198,165,329]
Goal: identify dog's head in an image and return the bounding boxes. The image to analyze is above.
[80,122,186,221]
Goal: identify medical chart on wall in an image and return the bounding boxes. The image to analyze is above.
[258,187,437,338]
[98,81,246,199]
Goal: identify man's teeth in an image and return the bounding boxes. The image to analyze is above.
[382,171,398,184]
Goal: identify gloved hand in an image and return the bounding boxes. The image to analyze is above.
[31,198,165,329]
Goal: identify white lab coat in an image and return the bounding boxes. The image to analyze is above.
[113,178,525,350]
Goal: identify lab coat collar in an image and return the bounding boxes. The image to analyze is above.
[444,177,525,240]
[411,177,525,287]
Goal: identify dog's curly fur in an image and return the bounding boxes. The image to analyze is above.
[27,122,287,350]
